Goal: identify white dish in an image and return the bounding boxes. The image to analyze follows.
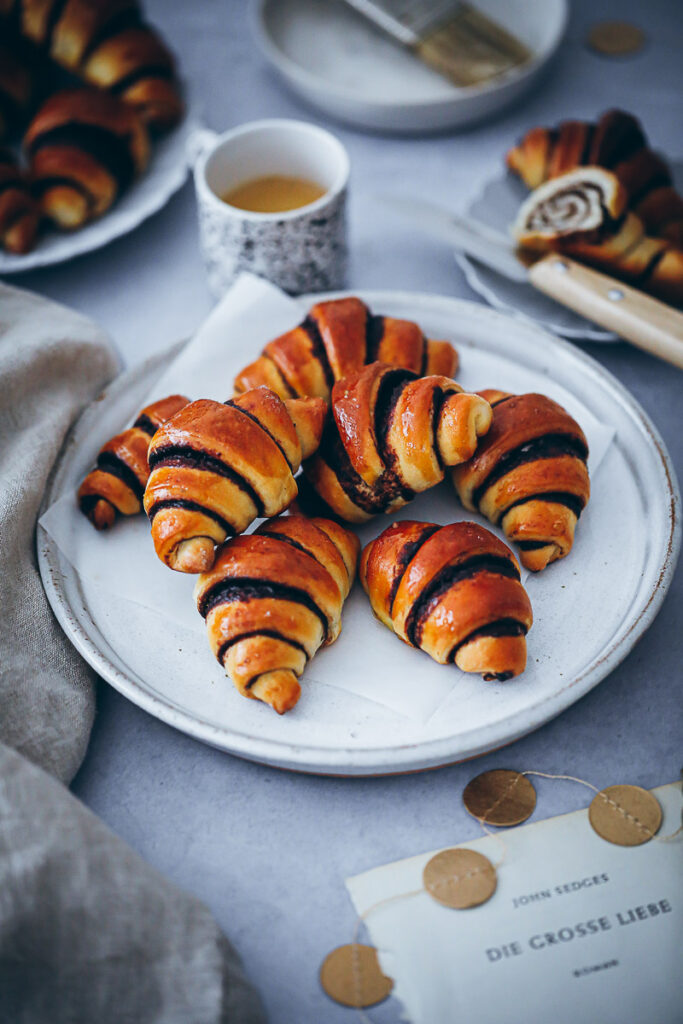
[251,0,568,134]
[38,292,680,776]
[458,161,683,342]
[0,105,199,274]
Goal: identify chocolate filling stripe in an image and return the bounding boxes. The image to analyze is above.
[223,400,292,470]
[133,414,158,436]
[110,64,175,97]
[500,490,586,520]
[638,245,670,285]
[198,578,328,640]
[256,530,329,574]
[318,417,388,515]
[387,525,440,615]
[448,619,528,681]
[146,498,233,536]
[472,434,588,510]
[365,314,385,364]
[217,629,309,672]
[95,450,145,500]
[27,124,136,192]
[405,555,521,648]
[148,444,264,517]
[516,540,551,551]
[302,314,335,389]
[84,9,146,55]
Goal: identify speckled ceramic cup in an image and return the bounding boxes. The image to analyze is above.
[190,119,349,297]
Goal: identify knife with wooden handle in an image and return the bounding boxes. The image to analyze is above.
[380,195,683,369]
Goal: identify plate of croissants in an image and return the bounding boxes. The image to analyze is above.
[0,0,194,270]
[38,289,680,775]
[457,109,683,342]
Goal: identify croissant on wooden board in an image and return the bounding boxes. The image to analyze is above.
[512,168,683,307]
[77,393,189,529]
[302,362,492,523]
[233,297,459,403]
[144,388,327,574]
[24,88,150,229]
[0,146,40,252]
[1,0,183,131]
[195,515,359,714]
[452,390,590,573]
[506,109,683,245]
[360,520,533,681]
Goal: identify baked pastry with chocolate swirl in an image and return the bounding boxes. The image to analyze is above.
[24,88,150,229]
[195,515,359,714]
[233,297,458,403]
[1,0,183,131]
[144,388,327,574]
[78,393,189,529]
[506,109,683,244]
[512,167,627,250]
[302,362,492,523]
[360,520,533,681]
[452,391,590,572]
[512,170,683,306]
[0,146,40,252]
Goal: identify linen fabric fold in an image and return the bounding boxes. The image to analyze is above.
[0,283,265,1024]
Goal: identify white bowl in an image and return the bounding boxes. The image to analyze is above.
[251,0,568,134]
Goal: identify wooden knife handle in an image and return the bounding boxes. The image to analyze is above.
[529,255,683,369]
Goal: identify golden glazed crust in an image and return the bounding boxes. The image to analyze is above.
[194,516,359,714]
[452,391,590,572]
[304,363,491,523]
[77,393,188,530]
[360,520,532,681]
[233,297,458,402]
[144,389,326,574]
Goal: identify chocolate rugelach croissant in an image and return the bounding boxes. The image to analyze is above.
[233,297,458,403]
[361,520,533,681]
[452,391,590,572]
[506,109,683,244]
[302,362,492,523]
[78,393,189,529]
[0,147,41,252]
[195,515,359,714]
[24,88,150,229]
[144,388,327,574]
[512,168,683,307]
[1,0,183,131]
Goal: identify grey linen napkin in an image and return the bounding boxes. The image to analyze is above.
[0,283,265,1024]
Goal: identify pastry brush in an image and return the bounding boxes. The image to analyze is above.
[340,0,531,86]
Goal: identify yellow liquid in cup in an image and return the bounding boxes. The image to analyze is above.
[222,175,327,213]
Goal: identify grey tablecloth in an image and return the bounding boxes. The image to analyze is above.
[0,283,265,1024]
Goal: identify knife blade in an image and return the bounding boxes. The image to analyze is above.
[379,194,683,369]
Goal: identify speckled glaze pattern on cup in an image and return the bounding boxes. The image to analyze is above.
[190,120,349,298]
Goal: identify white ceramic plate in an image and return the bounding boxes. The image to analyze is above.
[457,161,683,342]
[0,105,199,274]
[251,0,567,134]
[38,292,680,776]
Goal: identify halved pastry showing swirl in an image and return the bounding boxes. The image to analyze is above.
[452,391,590,572]
[512,169,683,306]
[233,297,458,402]
[77,393,189,529]
[506,109,683,244]
[195,515,359,714]
[512,167,627,250]
[302,363,492,523]
[360,520,533,681]
[144,388,326,574]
